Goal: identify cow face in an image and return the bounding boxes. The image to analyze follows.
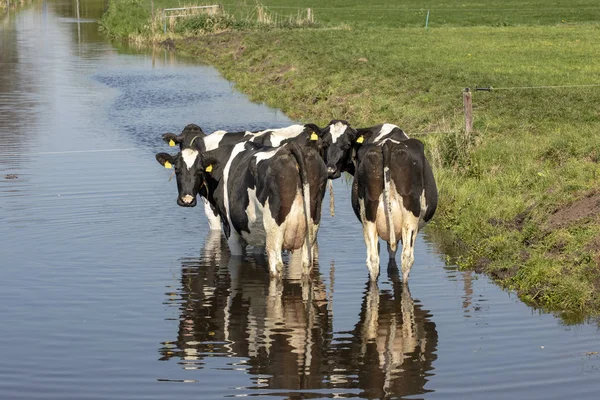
[162,123,206,150]
[322,120,358,179]
[156,149,204,207]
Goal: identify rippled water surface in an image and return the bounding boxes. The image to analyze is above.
[1,2,600,399]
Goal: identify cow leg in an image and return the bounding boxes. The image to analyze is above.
[363,220,380,280]
[202,198,222,231]
[401,221,418,282]
[265,230,284,278]
[227,230,245,256]
[301,240,311,273]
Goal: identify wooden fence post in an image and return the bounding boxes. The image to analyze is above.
[463,88,473,133]
[307,8,313,23]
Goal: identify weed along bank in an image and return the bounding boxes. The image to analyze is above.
[100,0,600,316]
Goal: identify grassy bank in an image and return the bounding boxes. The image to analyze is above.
[101,1,600,320]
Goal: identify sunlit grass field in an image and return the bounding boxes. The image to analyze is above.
[102,0,600,319]
[219,0,600,27]
[144,0,600,27]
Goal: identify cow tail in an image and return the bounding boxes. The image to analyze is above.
[382,141,397,252]
[288,142,312,264]
[328,179,335,217]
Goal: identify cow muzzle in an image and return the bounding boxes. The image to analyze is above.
[177,195,197,207]
[327,166,340,179]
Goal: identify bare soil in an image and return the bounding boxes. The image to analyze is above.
[546,191,600,230]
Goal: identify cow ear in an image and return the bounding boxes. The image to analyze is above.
[304,123,322,136]
[347,127,361,142]
[306,132,322,146]
[156,153,175,169]
[201,156,219,174]
[162,133,181,147]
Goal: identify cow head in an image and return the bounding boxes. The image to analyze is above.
[162,123,206,151]
[302,123,326,159]
[321,120,359,179]
[156,149,205,207]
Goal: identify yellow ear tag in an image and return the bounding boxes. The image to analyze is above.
[164,161,172,169]
[205,164,213,173]
[310,132,319,141]
[168,139,176,147]
[356,136,364,144]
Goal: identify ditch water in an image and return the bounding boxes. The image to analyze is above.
[1,1,599,399]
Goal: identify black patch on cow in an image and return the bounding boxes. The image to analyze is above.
[352,138,438,226]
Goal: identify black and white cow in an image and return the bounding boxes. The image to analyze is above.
[321,120,409,179]
[351,138,437,281]
[163,123,321,153]
[160,123,323,231]
[156,138,328,277]
[320,120,437,281]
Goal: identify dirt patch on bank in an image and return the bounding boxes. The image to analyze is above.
[546,191,600,230]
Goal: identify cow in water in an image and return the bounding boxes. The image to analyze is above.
[320,120,437,281]
[160,123,324,231]
[156,137,328,277]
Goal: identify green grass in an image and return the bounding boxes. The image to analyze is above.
[217,0,600,28]
[101,0,600,321]
[100,0,600,39]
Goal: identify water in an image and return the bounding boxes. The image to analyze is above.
[1,2,599,399]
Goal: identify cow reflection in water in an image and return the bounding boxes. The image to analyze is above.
[331,264,438,398]
[158,232,331,380]
[159,238,437,397]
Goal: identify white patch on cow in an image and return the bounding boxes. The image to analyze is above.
[241,187,266,247]
[246,125,305,146]
[261,188,308,277]
[203,130,228,151]
[401,209,420,282]
[222,142,247,251]
[382,165,396,252]
[267,125,305,146]
[244,131,255,136]
[329,121,348,144]
[418,189,428,229]
[377,138,401,147]
[376,177,421,282]
[373,123,400,143]
[283,190,308,251]
[359,197,380,280]
[301,182,312,268]
[263,199,285,276]
[254,147,281,164]
[202,197,221,231]
[254,124,304,137]
[181,148,199,170]
[375,182,404,243]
